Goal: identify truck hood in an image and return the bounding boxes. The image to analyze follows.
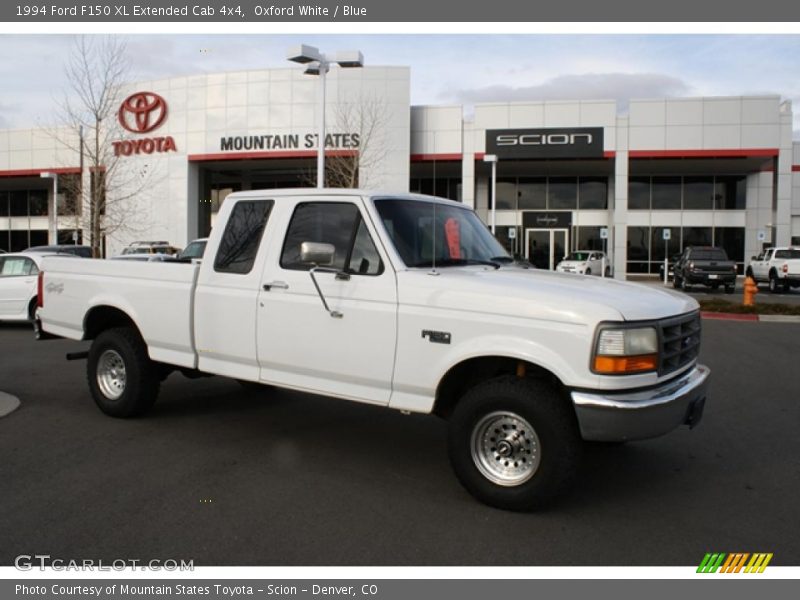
[398,266,698,323]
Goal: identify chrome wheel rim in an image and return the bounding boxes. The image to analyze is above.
[470,411,541,486]
[97,349,126,400]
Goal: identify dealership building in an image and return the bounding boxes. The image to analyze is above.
[1,65,800,277]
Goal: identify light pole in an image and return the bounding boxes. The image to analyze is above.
[287,44,364,188]
[483,154,498,234]
[40,172,58,244]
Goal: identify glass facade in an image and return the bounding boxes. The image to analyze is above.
[489,176,607,211]
[0,188,54,252]
[626,226,746,274]
[409,177,462,202]
[628,175,746,210]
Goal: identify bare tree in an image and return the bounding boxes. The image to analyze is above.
[52,36,156,257]
[302,94,390,189]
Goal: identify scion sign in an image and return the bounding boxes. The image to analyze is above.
[487,127,604,159]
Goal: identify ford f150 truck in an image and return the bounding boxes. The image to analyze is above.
[35,190,709,511]
[746,246,800,293]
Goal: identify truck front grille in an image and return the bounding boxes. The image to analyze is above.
[659,312,701,376]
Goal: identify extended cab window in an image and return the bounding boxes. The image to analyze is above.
[0,257,37,276]
[280,202,383,276]
[214,200,274,274]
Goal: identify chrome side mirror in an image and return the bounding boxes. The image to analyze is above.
[301,242,335,265]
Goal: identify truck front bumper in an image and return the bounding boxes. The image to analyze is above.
[571,364,710,442]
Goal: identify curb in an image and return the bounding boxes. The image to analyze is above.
[701,311,800,322]
[0,391,20,418]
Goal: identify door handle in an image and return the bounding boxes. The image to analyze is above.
[263,281,289,291]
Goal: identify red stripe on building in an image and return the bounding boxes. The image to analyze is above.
[629,149,779,159]
[411,153,463,162]
[792,165,800,172]
[473,151,615,160]
[0,167,81,178]
[187,150,357,162]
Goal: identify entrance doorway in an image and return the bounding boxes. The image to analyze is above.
[525,228,568,270]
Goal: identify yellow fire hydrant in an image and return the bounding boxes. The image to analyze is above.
[743,276,758,307]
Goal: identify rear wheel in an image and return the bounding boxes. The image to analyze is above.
[604,266,611,278]
[725,284,735,294]
[673,275,682,289]
[447,375,582,511]
[27,297,37,321]
[710,283,720,291]
[87,327,160,418]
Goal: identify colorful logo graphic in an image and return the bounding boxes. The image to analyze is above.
[118,91,168,134]
[697,552,773,573]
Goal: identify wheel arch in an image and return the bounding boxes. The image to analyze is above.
[83,305,142,341]
[433,355,566,419]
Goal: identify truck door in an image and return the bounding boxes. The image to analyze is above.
[194,199,275,380]
[256,199,397,405]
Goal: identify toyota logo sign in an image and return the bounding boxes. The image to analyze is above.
[118,91,168,134]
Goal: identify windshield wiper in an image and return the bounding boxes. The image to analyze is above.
[412,258,501,269]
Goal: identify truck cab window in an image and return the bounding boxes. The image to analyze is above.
[214,200,274,274]
[281,202,383,275]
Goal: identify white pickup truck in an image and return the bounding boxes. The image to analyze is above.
[36,189,709,511]
[746,246,800,293]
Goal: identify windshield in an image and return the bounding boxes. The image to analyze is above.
[566,252,591,261]
[375,199,510,268]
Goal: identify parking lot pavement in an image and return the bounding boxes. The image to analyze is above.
[1,319,799,567]
[633,277,800,306]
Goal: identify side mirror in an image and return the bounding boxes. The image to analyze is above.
[300,242,335,265]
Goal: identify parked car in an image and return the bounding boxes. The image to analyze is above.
[26,245,93,258]
[177,238,208,261]
[0,252,73,321]
[120,241,181,256]
[36,189,708,511]
[746,247,800,293]
[555,250,610,277]
[673,247,737,293]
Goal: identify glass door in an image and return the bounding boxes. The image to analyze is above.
[525,228,569,270]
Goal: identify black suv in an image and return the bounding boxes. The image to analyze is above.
[673,246,737,293]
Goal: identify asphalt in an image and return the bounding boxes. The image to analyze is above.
[1,319,798,566]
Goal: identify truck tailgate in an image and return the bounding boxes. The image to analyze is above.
[39,258,201,369]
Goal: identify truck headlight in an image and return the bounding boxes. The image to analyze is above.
[593,326,658,374]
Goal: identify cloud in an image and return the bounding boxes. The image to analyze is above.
[446,72,693,110]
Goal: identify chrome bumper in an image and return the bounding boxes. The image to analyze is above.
[571,365,710,442]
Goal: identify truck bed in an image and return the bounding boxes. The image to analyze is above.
[39,257,200,369]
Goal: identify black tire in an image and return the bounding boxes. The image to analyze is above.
[725,285,735,294]
[745,266,753,278]
[604,267,611,278]
[672,275,681,289]
[710,283,720,291]
[27,297,37,321]
[585,268,592,276]
[87,327,160,418]
[768,272,779,294]
[447,375,582,511]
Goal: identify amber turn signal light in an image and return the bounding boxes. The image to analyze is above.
[593,354,657,374]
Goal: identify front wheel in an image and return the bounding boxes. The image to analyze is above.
[87,327,160,418]
[447,376,582,511]
[769,273,779,294]
[585,268,592,276]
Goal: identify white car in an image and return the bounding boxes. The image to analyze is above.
[0,252,59,321]
[556,250,610,277]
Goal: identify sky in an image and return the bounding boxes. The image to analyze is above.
[1,34,800,134]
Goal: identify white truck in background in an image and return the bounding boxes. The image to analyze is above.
[746,247,800,293]
[35,189,709,511]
